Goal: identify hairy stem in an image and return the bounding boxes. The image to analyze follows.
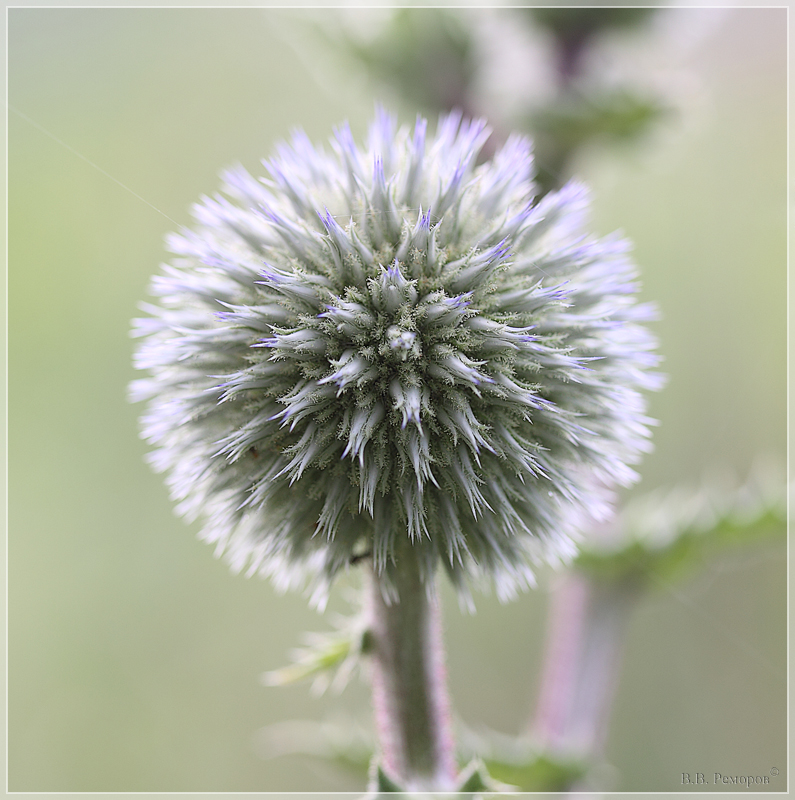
[367,555,458,791]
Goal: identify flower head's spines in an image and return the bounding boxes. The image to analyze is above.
[132,111,661,604]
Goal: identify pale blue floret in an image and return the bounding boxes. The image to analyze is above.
[131,110,662,607]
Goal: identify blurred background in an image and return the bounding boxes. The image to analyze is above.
[8,4,786,794]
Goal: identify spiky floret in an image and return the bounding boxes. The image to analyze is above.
[131,110,661,606]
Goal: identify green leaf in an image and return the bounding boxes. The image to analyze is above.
[575,465,786,589]
[456,758,518,796]
[263,599,370,694]
[527,8,658,40]
[455,723,587,793]
[263,632,352,687]
[365,759,406,797]
[530,88,669,152]
[456,760,490,793]
[364,758,517,798]
[484,753,587,793]
[330,9,477,114]
[254,716,374,776]
[525,87,670,193]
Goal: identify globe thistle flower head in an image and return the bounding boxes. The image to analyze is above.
[131,109,662,607]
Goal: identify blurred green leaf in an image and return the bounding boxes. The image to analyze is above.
[575,465,787,588]
[456,759,490,794]
[527,7,658,41]
[263,598,370,694]
[368,761,405,796]
[532,89,668,147]
[331,9,477,114]
[455,721,588,792]
[485,753,587,793]
[263,632,352,688]
[255,716,374,776]
[364,757,516,797]
[456,757,517,796]
[527,88,669,193]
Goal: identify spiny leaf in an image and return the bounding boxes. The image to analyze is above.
[456,758,518,796]
[254,716,374,779]
[530,88,669,151]
[484,753,587,793]
[366,759,406,797]
[456,722,587,793]
[575,463,786,588]
[263,608,370,694]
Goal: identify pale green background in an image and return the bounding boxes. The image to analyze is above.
[8,6,787,794]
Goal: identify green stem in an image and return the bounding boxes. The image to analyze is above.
[367,554,458,791]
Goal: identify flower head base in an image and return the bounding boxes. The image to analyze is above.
[132,110,661,606]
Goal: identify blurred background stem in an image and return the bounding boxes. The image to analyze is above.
[531,572,637,762]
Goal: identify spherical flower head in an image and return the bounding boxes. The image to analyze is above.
[131,110,662,607]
